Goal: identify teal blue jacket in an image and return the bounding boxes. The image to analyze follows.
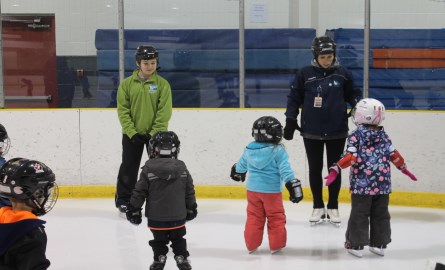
[236,142,295,193]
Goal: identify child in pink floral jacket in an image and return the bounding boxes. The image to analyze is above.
[324,98,417,258]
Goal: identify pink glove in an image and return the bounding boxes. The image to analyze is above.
[324,168,339,186]
[401,168,417,181]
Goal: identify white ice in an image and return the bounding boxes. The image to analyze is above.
[45,198,445,270]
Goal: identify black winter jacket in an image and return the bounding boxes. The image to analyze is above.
[285,62,362,140]
[0,208,50,270]
[129,158,196,229]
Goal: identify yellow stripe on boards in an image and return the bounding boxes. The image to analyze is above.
[57,185,445,209]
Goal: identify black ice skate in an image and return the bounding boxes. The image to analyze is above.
[174,255,192,270]
[150,255,167,270]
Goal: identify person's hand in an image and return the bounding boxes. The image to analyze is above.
[285,179,303,203]
[324,166,339,186]
[283,118,301,140]
[131,134,146,145]
[186,203,198,221]
[126,205,142,225]
[401,167,417,181]
[230,164,246,182]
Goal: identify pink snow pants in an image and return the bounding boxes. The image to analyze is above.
[244,190,287,252]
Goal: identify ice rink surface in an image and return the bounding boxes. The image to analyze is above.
[45,198,445,270]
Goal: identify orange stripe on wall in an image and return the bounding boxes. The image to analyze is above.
[373,59,445,68]
[373,48,445,59]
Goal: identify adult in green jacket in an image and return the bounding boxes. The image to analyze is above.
[115,45,172,212]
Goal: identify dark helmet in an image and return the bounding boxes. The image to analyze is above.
[251,116,283,144]
[311,36,336,59]
[149,131,181,159]
[135,45,159,63]
[0,158,58,216]
[0,124,10,157]
[0,124,7,141]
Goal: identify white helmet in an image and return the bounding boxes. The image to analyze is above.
[352,98,385,126]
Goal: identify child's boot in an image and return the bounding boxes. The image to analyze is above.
[174,255,192,270]
[150,255,167,270]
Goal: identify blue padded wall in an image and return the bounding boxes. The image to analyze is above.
[327,28,445,110]
[95,28,316,108]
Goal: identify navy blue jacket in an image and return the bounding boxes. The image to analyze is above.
[0,207,50,270]
[285,62,362,140]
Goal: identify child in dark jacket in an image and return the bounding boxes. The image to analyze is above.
[0,158,58,270]
[0,124,9,168]
[231,116,303,254]
[125,131,196,270]
[324,98,417,258]
[0,124,12,207]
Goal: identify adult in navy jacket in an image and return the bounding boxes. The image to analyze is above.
[284,36,362,225]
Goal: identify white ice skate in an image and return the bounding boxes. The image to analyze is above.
[326,209,341,227]
[347,248,363,258]
[270,247,284,254]
[369,246,385,256]
[309,208,326,226]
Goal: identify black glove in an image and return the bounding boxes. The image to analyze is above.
[131,134,146,145]
[230,164,246,182]
[283,118,301,140]
[126,204,142,225]
[186,203,198,221]
[285,179,303,203]
[144,134,152,143]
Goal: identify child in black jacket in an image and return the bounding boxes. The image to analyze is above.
[126,131,197,270]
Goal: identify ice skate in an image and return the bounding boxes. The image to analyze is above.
[271,247,284,254]
[326,209,341,227]
[150,255,167,270]
[248,248,258,254]
[174,255,192,270]
[369,245,386,256]
[309,208,326,225]
[345,241,363,258]
[347,248,363,258]
[369,247,385,256]
[117,203,128,218]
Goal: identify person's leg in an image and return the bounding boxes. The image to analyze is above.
[345,194,371,253]
[149,230,169,269]
[149,230,170,260]
[244,190,266,252]
[115,134,144,208]
[369,194,391,248]
[262,192,286,252]
[170,227,192,270]
[170,227,189,258]
[303,138,325,209]
[325,138,346,210]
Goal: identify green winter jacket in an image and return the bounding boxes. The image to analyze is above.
[117,70,172,139]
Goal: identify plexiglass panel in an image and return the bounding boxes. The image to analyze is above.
[1,0,444,109]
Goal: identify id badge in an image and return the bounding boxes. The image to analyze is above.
[314,96,322,108]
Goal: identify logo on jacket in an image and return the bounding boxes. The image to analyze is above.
[148,83,158,93]
[332,80,341,87]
